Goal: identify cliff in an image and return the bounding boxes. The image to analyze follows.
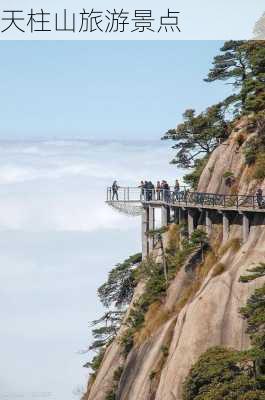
[82,117,265,400]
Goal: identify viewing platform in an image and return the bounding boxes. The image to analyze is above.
[106,186,265,257]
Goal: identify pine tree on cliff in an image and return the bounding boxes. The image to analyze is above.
[162,103,229,169]
[205,40,265,115]
[205,40,249,111]
[241,41,265,115]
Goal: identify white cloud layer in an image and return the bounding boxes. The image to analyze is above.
[0,140,183,399]
[0,140,182,232]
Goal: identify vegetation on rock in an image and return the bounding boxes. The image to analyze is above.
[163,41,265,189]
[183,262,265,400]
[84,253,142,378]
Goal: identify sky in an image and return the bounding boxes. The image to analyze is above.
[0,41,235,400]
[0,41,231,140]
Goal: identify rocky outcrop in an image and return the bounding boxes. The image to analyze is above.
[83,119,265,400]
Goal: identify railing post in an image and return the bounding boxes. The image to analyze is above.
[127,187,129,201]
[223,195,226,208]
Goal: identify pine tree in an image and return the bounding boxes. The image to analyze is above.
[162,104,228,168]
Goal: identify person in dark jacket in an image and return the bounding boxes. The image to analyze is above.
[156,181,161,200]
[112,180,119,201]
[147,181,154,201]
[163,180,170,202]
[256,188,263,208]
[174,179,180,201]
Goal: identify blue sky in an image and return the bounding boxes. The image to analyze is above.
[0,41,232,140]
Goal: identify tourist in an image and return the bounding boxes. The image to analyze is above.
[174,179,180,201]
[163,180,170,202]
[147,181,155,201]
[156,181,161,200]
[256,188,263,208]
[139,180,145,200]
[161,180,166,201]
[112,180,119,201]
[144,181,148,201]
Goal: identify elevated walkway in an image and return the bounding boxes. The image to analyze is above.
[106,186,265,257]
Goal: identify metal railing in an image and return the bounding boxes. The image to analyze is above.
[106,186,265,211]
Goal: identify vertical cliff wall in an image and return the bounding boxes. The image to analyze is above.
[82,119,265,400]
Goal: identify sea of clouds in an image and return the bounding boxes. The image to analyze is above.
[0,139,182,399]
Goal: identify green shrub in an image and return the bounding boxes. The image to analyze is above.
[149,370,156,381]
[86,348,106,377]
[161,345,169,358]
[120,328,135,356]
[244,146,257,165]
[105,390,116,400]
[223,171,234,179]
[183,156,209,190]
[243,136,262,166]
[182,347,260,400]
[98,253,142,309]
[113,366,124,382]
[253,153,265,180]
[190,229,208,247]
[236,133,246,146]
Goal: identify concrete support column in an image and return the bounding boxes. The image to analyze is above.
[188,209,195,239]
[141,207,149,258]
[178,208,185,249]
[161,206,169,227]
[148,206,155,252]
[205,210,212,236]
[222,212,229,243]
[242,213,250,243]
[173,207,179,224]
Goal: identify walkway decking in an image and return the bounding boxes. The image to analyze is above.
[106,186,265,213]
[106,186,265,257]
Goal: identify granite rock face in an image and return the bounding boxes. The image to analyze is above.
[83,121,265,400]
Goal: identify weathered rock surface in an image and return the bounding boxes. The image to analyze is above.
[82,121,265,400]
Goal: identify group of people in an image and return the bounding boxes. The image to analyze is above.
[111,181,265,209]
[139,179,181,202]
[110,179,182,202]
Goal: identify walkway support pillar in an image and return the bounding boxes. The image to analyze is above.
[161,206,169,227]
[142,207,149,258]
[148,206,155,252]
[188,209,195,239]
[173,207,179,224]
[178,208,186,249]
[242,213,250,243]
[222,212,229,243]
[205,210,212,237]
